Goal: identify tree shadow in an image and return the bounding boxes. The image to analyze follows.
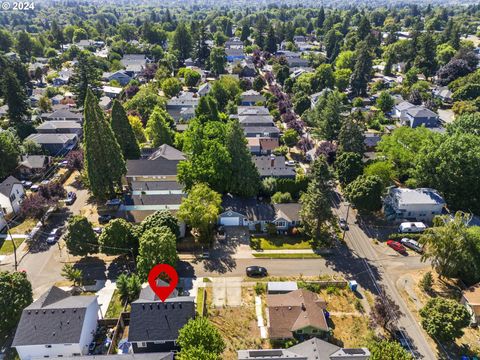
[74,256,107,281]
[106,255,134,279]
[324,243,383,296]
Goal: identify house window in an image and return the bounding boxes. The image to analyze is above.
[10,194,16,202]
[312,329,317,333]
[297,330,303,334]
[276,221,286,227]
[137,342,147,348]
[153,341,166,344]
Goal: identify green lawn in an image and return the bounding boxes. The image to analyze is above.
[253,253,322,259]
[196,287,206,315]
[105,289,126,319]
[0,238,24,255]
[250,235,312,250]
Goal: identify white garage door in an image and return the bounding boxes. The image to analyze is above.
[220,217,240,226]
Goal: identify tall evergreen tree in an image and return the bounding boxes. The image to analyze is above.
[172,22,193,63]
[1,72,28,124]
[110,100,141,160]
[83,89,126,199]
[240,23,250,42]
[338,115,366,155]
[71,51,101,107]
[350,41,372,97]
[225,120,260,197]
[414,32,437,78]
[145,107,174,147]
[325,29,342,63]
[316,7,325,29]
[265,26,277,54]
[208,47,226,76]
[193,21,210,66]
[300,157,333,246]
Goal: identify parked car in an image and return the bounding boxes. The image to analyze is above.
[30,184,40,192]
[46,228,61,244]
[387,240,407,254]
[398,222,427,233]
[216,226,226,242]
[246,266,268,277]
[21,180,33,189]
[98,214,115,224]
[201,251,210,259]
[394,330,411,351]
[339,218,349,230]
[105,199,122,207]
[285,160,296,166]
[59,160,69,168]
[41,179,50,186]
[64,191,77,205]
[93,227,103,235]
[400,238,423,253]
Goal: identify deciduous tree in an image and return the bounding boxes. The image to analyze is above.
[64,216,98,257]
[99,219,138,255]
[177,317,225,356]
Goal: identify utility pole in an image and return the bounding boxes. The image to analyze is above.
[1,210,17,271]
[342,202,351,242]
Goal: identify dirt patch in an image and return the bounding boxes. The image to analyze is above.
[208,286,265,360]
[329,314,372,348]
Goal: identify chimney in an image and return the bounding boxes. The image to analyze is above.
[301,303,306,311]
[270,154,275,167]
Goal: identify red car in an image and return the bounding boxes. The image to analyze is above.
[387,240,407,254]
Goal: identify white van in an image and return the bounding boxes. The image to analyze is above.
[398,222,427,233]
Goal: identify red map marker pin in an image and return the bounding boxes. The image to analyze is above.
[147,264,179,302]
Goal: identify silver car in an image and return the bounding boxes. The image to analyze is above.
[400,238,423,253]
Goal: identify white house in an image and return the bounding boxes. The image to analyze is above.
[0,176,25,216]
[383,187,446,223]
[13,287,100,360]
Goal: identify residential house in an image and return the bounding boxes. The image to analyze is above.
[51,94,65,105]
[166,92,199,122]
[277,51,309,68]
[12,286,100,360]
[238,61,257,78]
[25,133,78,155]
[247,137,279,155]
[218,195,275,229]
[433,86,453,104]
[241,90,266,106]
[267,289,329,340]
[383,187,446,223]
[121,145,186,236]
[17,155,52,180]
[99,96,112,110]
[218,195,301,232]
[52,68,73,86]
[226,48,246,62]
[41,108,83,123]
[244,126,281,138]
[273,203,301,232]
[103,70,132,86]
[238,337,370,360]
[128,282,195,353]
[393,101,415,118]
[0,176,25,216]
[102,85,123,98]
[403,106,439,128]
[36,120,83,137]
[121,54,148,77]
[461,283,480,325]
[61,354,173,360]
[197,82,212,97]
[225,37,244,49]
[364,132,382,151]
[0,210,6,231]
[253,155,296,178]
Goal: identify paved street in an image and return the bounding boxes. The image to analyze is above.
[331,190,435,360]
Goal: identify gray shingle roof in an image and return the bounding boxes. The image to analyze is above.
[126,158,179,177]
[19,155,49,170]
[406,106,438,118]
[220,194,275,221]
[253,155,296,178]
[61,353,173,360]
[12,287,97,346]
[273,203,301,222]
[0,176,21,197]
[128,297,195,342]
[26,133,77,144]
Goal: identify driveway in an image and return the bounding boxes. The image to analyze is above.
[211,277,243,307]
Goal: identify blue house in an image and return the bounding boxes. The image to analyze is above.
[104,70,132,86]
[403,106,439,128]
[225,48,246,62]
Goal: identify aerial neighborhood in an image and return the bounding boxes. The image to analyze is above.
[2,1,480,360]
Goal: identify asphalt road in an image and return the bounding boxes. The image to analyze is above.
[331,191,436,360]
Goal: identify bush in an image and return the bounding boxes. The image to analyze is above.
[419,271,433,293]
[254,282,266,295]
[271,191,293,204]
[297,281,321,293]
[326,285,340,295]
[387,233,422,241]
